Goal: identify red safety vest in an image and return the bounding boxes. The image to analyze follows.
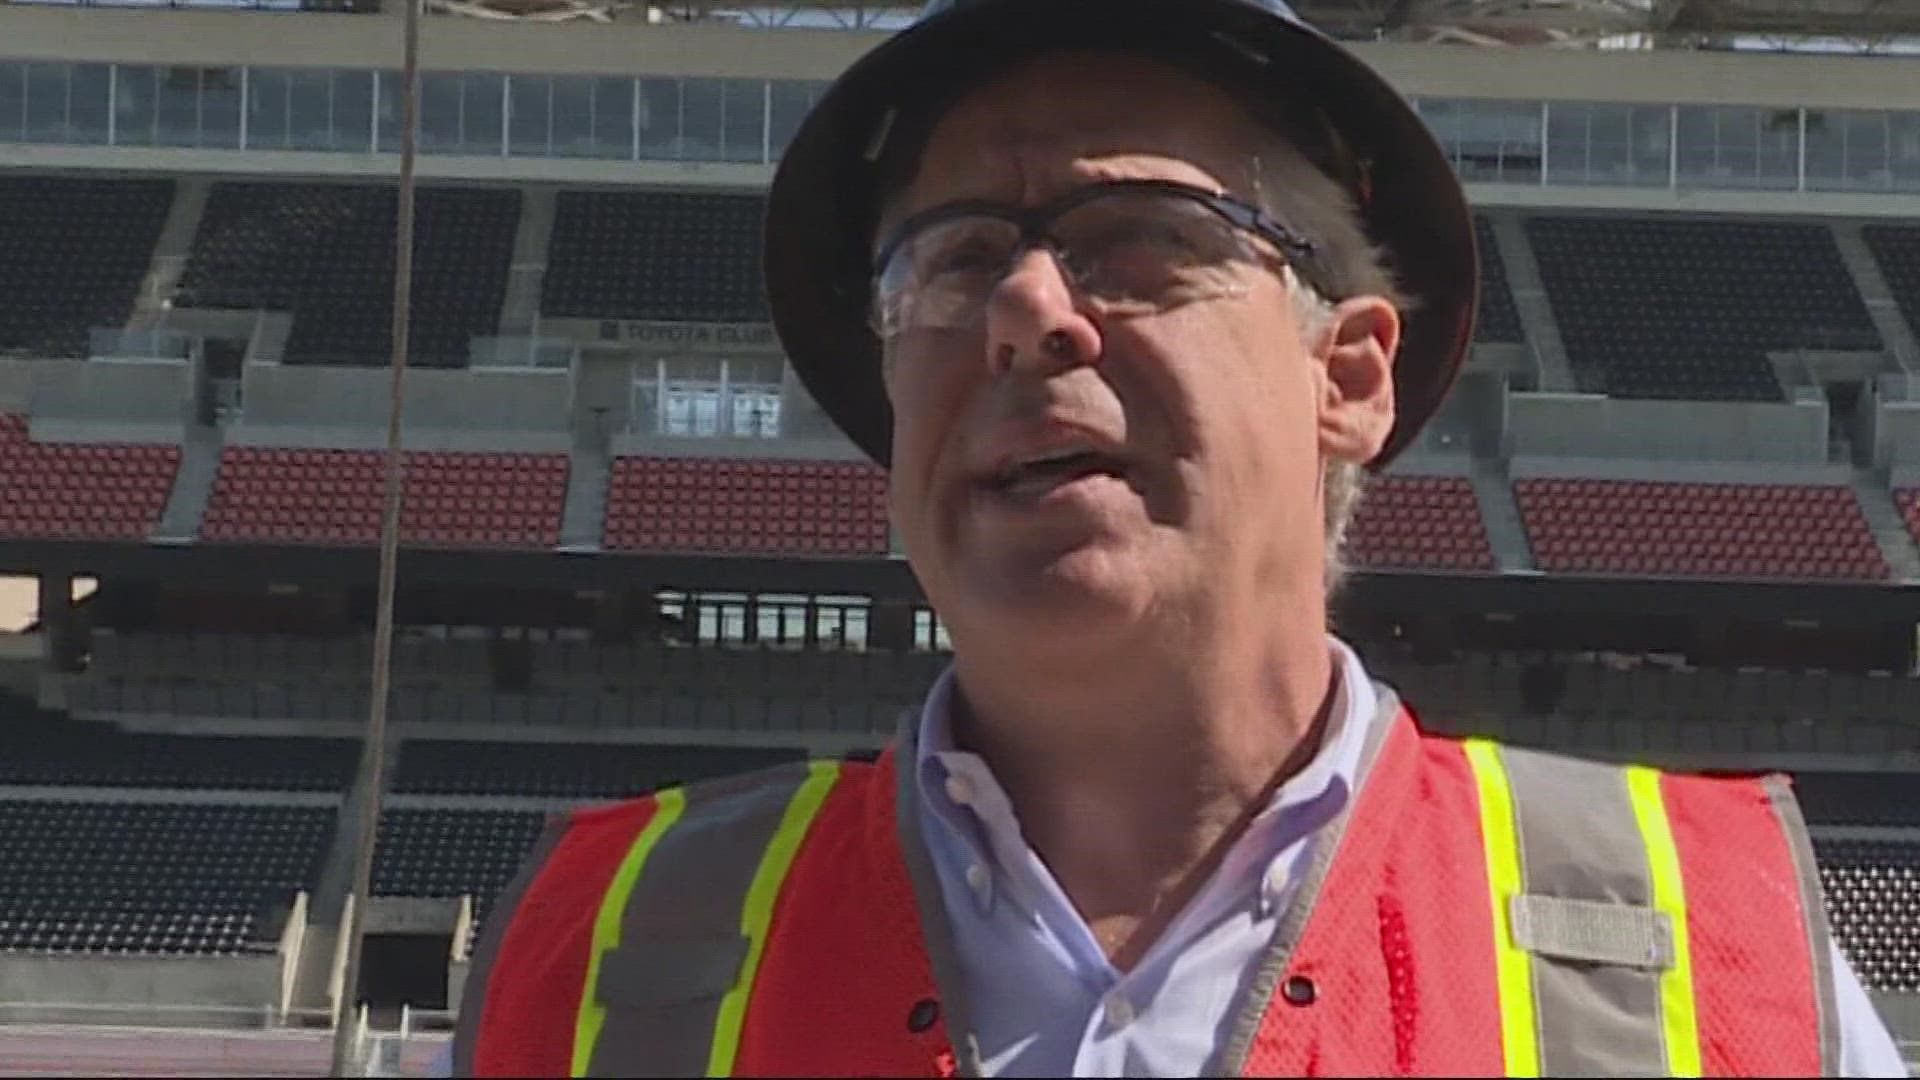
[452,696,1840,1077]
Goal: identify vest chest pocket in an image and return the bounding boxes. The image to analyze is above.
[1510,895,1673,971]
[597,935,752,1007]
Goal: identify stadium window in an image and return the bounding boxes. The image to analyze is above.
[68,64,110,144]
[1676,105,1797,191]
[720,78,765,164]
[636,78,682,160]
[417,72,504,156]
[550,76,595,157]
[110,64,158,146]
[768,80,826,160]
[590,76,633,160]
[248,68,291,148]
[1418,98,1541,184]
[1546,102,1669,188]
[1894,113,1920,193]
[680,78,723,161]
[506,74,552,156]
[419,72,463,153]
[23,63,70,143]
[0,63,22,142]
[1807,109,1896,193]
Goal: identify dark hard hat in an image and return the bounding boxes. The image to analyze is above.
[762,0,1478,470]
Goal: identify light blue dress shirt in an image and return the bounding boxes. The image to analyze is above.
[912,637,1909,1078]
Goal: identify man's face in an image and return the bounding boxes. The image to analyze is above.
[880,52,1397,655]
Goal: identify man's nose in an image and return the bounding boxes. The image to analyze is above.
[983,248,1104,377]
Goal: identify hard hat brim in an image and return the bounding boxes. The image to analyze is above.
[762,0,1479,470]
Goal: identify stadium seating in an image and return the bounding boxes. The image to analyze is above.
[393,739,802,798]
[1817,838,1920,993]
[0,176,174,359]
[1514,479,1887,580]
[0,716,355,792]
[1794,772,1920,828]
[1893,488,1920,551]
[200,447,568,548]
[0,414,180,541]
[372,808,548,937]
[603,457,889,556]
[1345,474,1496,571]
[0,801,334,955]
[175,183,519,368]
[1863,226,1920,349]
[541,191,766,321]
[1526,216,1878,400]
[1472,216,1524,343]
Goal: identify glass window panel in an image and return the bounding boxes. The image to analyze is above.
[1893,112,1920,193]
[721,78,764,163]
[550,76,594,157]
[248,67,292,149]
[375,70,403,152]
[286,69,335,151]
[24,63,69,143]
[1546,103,1593,184]
[1677,105,1793,190]
[419,72,463,153]
[590,77,632,159]
[1629,105,1671,185]
[768,79,819,160]
[1420,98,1540,183]
[637,78,681,160]
[680,77,722,161]
[1806,109,1847,189]
[113,65,157,147]
[332,69,373,152]
[0,63,24,143]
[68,63,111,144]
[1844,111,1890,191]
[463,73,503,155]
[155,66,202,147]
[507,74,551,156]
[200,67,241,149]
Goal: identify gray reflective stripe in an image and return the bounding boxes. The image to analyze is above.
[896,709,985,1078]
[586,764,814,1078]
[1510,894,1672,971]
[451,813,570,1079]
[1498,744,1668,1077]
[1215,681,1405,1077]
[1764,772,1843,1076]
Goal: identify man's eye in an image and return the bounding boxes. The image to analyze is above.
[922,238,1005,278]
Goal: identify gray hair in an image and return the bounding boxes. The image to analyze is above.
[1285,269,1369,599]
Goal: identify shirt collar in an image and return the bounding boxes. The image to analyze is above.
[913,636,1382,870]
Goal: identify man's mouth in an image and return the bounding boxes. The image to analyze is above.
[989,446,1130,501]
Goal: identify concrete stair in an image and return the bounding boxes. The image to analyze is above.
[152,424,223,543]
[1852,466,1920,583]
[497,187,556,339]
[1831,221,1920,376]
[1489,213,1579,393]
[559,447,610,551]
[1468,457,1535,572]
[126,178,210,330]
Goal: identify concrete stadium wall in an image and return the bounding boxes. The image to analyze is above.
[0,359,35,413]
[232,362,571,453]
[22,358,191,442]
[0,952,284,1024]
[1878,402,1920,476]
[1508,392,1829,464]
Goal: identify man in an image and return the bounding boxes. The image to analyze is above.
[452,1,1906,1075]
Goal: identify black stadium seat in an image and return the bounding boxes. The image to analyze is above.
[393,739,802,799]
[542,190,767,322]
[1816,838,1920,993]
[0,177,173,359]
[373,808,550,942]
[176,182,520,368]
[1527,216,1879,401]
[0,801,334,956]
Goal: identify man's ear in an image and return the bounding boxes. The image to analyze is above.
[1316,294,1400,464]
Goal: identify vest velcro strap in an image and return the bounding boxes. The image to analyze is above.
[597,936,750,1007]
[1510,894,1673,971]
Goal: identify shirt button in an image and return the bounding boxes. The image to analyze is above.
[1103,991,1136,1030]
[964,862,991,897]
[944,773,976,806]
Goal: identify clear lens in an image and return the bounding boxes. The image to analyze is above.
[872,188,1266,338]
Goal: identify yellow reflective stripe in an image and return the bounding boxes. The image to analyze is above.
[1625,766,1703,1078]
[570,788,687,1079]
[705,760,841,1078]
[1463,739,1541,1078]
